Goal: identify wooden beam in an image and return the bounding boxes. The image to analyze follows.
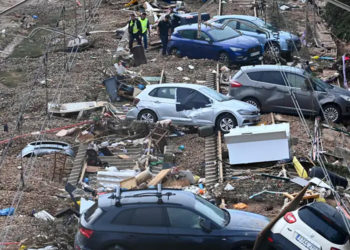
[148,169,171,187]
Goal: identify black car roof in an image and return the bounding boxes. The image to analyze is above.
[305,202,350,234]
[98,189,197,209]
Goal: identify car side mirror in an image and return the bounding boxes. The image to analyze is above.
[199,218,212,233]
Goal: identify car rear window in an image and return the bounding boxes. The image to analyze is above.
[247,71,286,86]
[149,87,176,99]
[84,203,103,223]
[298,207,349,244]
[112,207,165,227]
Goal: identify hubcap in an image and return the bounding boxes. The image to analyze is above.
[220,117,234,132]
[324,107,338,122]
[140,113,155,123]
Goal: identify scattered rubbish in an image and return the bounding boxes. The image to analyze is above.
[293,157,308,178]
[179,170,195,184]
[0,207,15,216]
[97,168,138,187]
[33,210,55,221]
[233,203,248,209]
[176,67,183,71]
[188,65,194,70]
[224,183,235,191]
[261,173,289,181]
[249,190,284,199]
[279,4,290,10]
[148,169,171,187]
[48,101,107,114]
[19,141,74,158]
[183,77,190,81]
[178,145,185,150]
[225,123,290,165]
[67,35,89,51]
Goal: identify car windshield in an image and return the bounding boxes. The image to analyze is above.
[253,18,275,31]
[305,73,333,90]
[200,87,231,102]
[194,195,228,227]
[207,26,240,41]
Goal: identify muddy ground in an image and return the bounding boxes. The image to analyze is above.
[0,0,350,248]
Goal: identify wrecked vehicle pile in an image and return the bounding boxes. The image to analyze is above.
[1,0,350,249]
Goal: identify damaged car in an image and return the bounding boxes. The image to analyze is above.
[267,202,350,250]
[126,83,260,133]
[19,141,75,158]
[230,65,350,122]
[75,188,269,250]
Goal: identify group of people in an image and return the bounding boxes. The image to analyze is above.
[128,13,172,55]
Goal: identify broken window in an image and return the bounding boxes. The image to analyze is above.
[247,71,286,86]
[149,87,176,99]
[167,207,202,229]
[176,88,211,111]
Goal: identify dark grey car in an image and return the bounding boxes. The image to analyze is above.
[230,65,350,122]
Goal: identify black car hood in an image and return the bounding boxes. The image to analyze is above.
[225,209,269,231]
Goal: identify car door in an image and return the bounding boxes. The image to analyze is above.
[176,87,214,125]
[147,87,178,120]
[284,72,317,115]
[177,30,197,57]
[237,20,266,45]
[193,31,216,59]
[246,70,290,113]
[165,207,229,250]
[108,206,171,250]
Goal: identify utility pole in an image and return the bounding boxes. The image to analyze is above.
[305,0,309,45]
[44,52,48,117]
[197,12,201,39]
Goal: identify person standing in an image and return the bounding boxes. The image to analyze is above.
[157,15,172,56]
[128,13,142,51]
[139,12,150,51]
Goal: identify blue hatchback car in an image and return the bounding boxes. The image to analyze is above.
[167,23,263,65]
[209,15,301,59]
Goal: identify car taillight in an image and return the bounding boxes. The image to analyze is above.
[80,227,94,239]
[133,98,140,106]
[284,212,297,224]
[331,248,340,250]
[230,80,242,88]
[267,237,274,243]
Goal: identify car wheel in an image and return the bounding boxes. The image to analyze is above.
[266,43,281,57]
[242,97,261,110]
[169,47,181,57]
[137,110,158,123]
[323,104,341,123]
[219,52,230,65]
[216,113,237,133]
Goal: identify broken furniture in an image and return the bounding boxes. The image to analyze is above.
[149,125,169,154]
[224,123,290,165]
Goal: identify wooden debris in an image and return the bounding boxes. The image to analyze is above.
[120,177,138,189]
[118,154,130,159]
[147,169,171,187]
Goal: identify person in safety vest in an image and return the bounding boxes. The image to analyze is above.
[128,13,142,51]
[139,12,150,51]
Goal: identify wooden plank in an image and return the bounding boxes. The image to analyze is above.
[86,166,101,173]
[120,177,138,189]
[78,162,88,183]
[147,169,171,187]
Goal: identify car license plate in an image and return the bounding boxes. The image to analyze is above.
[250,51,260,57]
[295,233,320,250]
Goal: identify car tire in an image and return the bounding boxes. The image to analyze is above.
[216,113,237,133]
[266,43,281,57]
[169,47,181,57]
[323,104,341,123]
[219,52,230,65]
[137,110,158,123]
[242,97,261,111]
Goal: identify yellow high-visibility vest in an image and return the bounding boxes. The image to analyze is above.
[139,18,148,34]
[130,20,139,34]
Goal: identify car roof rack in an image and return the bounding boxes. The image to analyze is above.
[108,184,176,207]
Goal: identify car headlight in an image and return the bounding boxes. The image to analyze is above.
[340,95,350,102]
[230,47,243,52]
[238,109,257,115]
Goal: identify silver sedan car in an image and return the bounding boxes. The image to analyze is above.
[126,83,260,132]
